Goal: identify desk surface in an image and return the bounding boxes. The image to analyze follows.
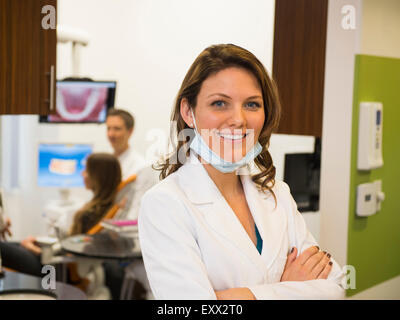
[0,271,87,300]
[61,231,141,261]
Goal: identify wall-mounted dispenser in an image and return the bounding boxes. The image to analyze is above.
[357,102,383,170]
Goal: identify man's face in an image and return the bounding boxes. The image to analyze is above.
[106,115,133,152]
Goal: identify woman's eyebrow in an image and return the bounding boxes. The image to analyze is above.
[245,95,263,100]
[207,93,263,100]
[207,93,231,99]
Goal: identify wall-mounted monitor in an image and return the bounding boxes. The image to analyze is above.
[38,143,93,188]
[39,80,116,124]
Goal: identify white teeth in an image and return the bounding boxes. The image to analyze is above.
[218,133,246,140]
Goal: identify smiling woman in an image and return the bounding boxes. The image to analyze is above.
[188,67,265,162]
[158,44,281,196]
[139,44,345,300]
[185,67,265,172]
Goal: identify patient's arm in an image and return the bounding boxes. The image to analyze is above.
[20,236,42,255]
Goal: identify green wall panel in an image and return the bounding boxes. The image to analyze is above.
[348,55,400,296]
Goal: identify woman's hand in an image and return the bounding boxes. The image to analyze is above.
[0,217,12,240]
[280,246,333,282]
[21,236,42,255]
[215,287,256,300]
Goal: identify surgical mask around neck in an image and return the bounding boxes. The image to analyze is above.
[189,109,262,173]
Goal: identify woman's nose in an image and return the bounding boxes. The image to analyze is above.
[228,105,246,128]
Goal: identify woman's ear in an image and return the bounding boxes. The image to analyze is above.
[180,98,194,128]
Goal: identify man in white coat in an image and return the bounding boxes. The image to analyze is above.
[106,108,146,181]
[105,108,157,299]
[106,108,160,221]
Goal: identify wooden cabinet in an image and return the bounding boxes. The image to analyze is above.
[272,0,328,137]
[0,0,56,115]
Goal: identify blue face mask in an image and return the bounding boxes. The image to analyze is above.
[189,109,262,173]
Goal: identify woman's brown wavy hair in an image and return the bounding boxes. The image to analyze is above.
[155,44,281,199]
[70,153,122,235]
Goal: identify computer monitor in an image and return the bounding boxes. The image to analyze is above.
[39,80,116,123]
[38,143,93,188]
[283,138,321,212]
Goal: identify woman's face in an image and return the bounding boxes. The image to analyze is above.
[183,67,265,163]
[82,169,93,190]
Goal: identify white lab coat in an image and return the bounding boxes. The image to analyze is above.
[115,165,160,221]
[138,151,345,300]
[116,146,149,221]
[118,146,146,180]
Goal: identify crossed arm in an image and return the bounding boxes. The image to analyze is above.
[215,246,334,300]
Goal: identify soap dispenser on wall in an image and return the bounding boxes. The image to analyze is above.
[357,102,383,170]
[356,102,385,217]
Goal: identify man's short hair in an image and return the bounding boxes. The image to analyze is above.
[107,108,135,130]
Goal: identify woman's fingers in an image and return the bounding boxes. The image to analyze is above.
[280,247,298,281]
[303,250,325,273]
[281,245,334,282]
[21,238,42,255]
[296,245,320,265]
[285,247,297,268]
[4,219,12,237]
[30,243,42,255]
[317,259,333,279]
[309,251,331,279]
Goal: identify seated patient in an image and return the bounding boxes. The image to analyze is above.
[0,153,122,277]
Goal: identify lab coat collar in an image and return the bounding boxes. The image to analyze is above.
[177,151,287,274]
[177,151,220,204]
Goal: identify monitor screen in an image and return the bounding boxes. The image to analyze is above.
[284,153,320,212]
[39,81,116,123]
[38,144,93,187]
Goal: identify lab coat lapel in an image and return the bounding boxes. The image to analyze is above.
[177,153,270,275]
[241,173,287,269]
[177,152,217,205]
[201,196,269,276]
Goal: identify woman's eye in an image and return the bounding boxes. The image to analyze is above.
[246,101,261,109]
[211,100,225,107]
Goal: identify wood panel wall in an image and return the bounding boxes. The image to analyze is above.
[272,0,328,137]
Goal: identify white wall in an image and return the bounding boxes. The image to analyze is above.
[1,0,320,240]
[319,0,363,267]
[361,0,400,59]
[56,0,277,157]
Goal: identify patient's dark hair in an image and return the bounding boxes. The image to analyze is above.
[70,153,121,235]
